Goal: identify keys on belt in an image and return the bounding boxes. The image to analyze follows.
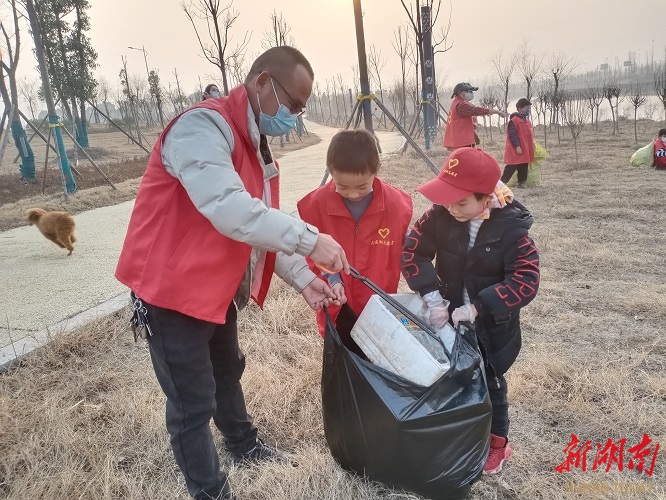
[130,292,153,341]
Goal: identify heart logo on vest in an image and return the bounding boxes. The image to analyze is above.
[378,228,390,239]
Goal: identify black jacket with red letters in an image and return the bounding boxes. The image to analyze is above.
[401,200,540,375]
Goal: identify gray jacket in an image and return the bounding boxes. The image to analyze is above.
[161,102,318,309]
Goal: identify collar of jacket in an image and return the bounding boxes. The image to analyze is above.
[325,176,385,219]
[480,201,533,243]
[445,200,533,245]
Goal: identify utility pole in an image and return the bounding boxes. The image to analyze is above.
[128,45,150,82]
[352,0,374,133]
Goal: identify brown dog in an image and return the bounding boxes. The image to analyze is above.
[26,208,77,255]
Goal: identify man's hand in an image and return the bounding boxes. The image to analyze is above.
[451,304,478,327]
[331,283,347,306]
[516,146,523,155]
[301,278,338,310]
[309,233,350,274]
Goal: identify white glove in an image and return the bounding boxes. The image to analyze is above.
[423,291,450,328]
[451,304,477,327]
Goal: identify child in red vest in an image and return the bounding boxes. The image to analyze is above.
[297,129,413,337]
[501,98,535,188]
[654,128,666,169]
[444,82,507,151]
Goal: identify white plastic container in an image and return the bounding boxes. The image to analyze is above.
[350,293,456,387]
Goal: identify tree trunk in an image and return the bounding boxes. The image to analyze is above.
[26,0,76,193]
[634,107,638,143]
[212,14,229,95]
[3,71,37,180]
[607,98,616,135]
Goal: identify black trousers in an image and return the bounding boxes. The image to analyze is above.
[501,163,529,184]
[144,298,257,499]
[486,369,509,438]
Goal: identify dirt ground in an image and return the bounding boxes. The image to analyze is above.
[0,128,320,232]
[0,120,664,499]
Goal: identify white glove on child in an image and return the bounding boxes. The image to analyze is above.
[451,304,478,327]
[423,291,450,328]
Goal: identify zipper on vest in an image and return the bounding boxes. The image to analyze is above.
[355,223,359,236]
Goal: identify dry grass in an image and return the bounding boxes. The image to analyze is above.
[1,121,665,499]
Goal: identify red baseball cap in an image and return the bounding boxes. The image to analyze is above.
[417,147,501,205]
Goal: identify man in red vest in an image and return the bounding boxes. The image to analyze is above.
[115,47,348,500]
[443,82,507,151]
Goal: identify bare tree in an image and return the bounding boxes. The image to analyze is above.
[172,68,186,114]
[627,83,648,143]
[547,52,575,125]
[392,25,411,127]
[261,10,294,49]
[655,69,666,125]
[368,45,387,126]
[491,48,516,127]
[96,77,114,125]
[181,0,251,96]
[400,0,447,120]
[561,92,589,164]
[335,74,348,124]
[19,77,41,121]
[430,1,453,113]
[582,81,604,128]
[479,88,500,144]
[226,52,247,87]
[603,81,625,135]
[533,80,550,147]
[517,40,543,101]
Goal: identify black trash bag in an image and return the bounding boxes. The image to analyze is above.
[321,310,492,500]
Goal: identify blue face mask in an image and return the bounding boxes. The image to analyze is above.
[211,91,221,98]
[258,80,297,136]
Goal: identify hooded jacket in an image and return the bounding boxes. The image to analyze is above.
[401,200,540,374]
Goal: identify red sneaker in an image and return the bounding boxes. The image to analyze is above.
[483,433,512,475]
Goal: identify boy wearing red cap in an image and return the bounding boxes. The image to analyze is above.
[401,147,540,475]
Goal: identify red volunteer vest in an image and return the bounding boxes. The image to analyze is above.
[504,114,535,164]
[443,96,476,149]
[297,178,413,336]
[115,85,279,324]
[654,139,666,168]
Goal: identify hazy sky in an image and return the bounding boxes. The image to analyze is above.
[9,0,666,98]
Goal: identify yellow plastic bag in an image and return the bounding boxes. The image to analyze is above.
[630,142,654,167]
[506,142,547,187]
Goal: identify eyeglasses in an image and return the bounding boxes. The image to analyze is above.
[271,76,306,117]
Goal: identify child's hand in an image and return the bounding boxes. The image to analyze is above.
[516,146,522,155]
[428,305,450,328]
[423,291,450,328]
[451,304,478,327]
[332,283,347,306]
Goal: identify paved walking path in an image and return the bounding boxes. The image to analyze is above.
[0,120,404,368]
